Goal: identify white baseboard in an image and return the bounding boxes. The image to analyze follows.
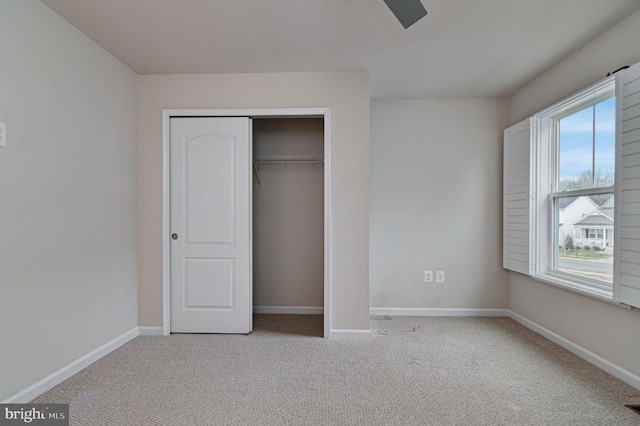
[138,326,164,336]
[370,307,510,317]
[508,311,640,391]
[330,329,373,339]
[253,306,323,315]
[2,327,139,403]
[369,307,639,390]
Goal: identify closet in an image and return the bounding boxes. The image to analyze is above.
[252,118,324,327]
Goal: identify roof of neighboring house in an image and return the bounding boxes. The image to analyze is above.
[574,210,614,227]
[560,196,599,210]
[600,208,614,218]
[601,197,615,208]
[600,197,615,217]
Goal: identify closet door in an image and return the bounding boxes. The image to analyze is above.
[170,117,252,333]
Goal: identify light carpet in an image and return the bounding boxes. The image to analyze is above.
[33,315,640,425]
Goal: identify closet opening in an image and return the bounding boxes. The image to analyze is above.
[252,118,324,337]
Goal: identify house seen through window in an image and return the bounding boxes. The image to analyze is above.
[554,97,615,283]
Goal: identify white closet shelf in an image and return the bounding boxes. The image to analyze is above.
[253,155,324,188]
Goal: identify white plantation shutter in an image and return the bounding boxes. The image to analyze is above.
[615,63,640,308]
[503,118,534,275]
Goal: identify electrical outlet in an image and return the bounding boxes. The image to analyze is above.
[424,270,433,283]
[436,271,445,283]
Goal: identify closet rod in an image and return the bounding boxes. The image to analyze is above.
[252,155,324,188]
[253,155,324,164]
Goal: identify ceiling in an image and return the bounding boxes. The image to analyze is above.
[40,0,640,99]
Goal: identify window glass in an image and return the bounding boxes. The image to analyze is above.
[554,96,615,285]
[558,97,615,191]
[554,193,614,283]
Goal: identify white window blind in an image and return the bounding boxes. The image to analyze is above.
[503,118,534,275]
[615,62,640,308]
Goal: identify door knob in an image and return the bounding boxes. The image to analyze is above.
[172,233,179,240]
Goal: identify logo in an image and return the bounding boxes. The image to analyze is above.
[0,405,69,426]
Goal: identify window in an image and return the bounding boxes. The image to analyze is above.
[503,63,640,307]
[552,94,615,286]
[587,229,604,240]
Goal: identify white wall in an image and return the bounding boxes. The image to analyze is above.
[370,99,510,309]
[137,72,370,331]
[0,0,138,401]
[253,119,324,310]
[508,10,640,377]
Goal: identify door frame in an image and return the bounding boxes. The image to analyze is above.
[162,108,332,338]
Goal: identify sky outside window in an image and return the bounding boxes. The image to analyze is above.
[558,97,615,191]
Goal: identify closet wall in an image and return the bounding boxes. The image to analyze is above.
[252,118,324,310]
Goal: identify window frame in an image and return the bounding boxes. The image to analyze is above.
[532,76,617,301]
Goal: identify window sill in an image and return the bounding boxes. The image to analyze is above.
[531,274,631,309]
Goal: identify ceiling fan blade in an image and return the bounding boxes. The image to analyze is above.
[383,0,427,29]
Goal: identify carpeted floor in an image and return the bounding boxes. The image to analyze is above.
[33,315,640,425]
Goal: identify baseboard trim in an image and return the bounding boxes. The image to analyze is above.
[138,326,164,336]
[330,329,372,339]
[508,310,640,391]
[370,307,510,317]
[253,306,323,315]
[2,327,139,403]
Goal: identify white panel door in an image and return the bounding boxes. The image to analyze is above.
[170,117,252,333]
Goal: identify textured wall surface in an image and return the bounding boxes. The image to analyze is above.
[0,0,138,401]
[370,98,510,310]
